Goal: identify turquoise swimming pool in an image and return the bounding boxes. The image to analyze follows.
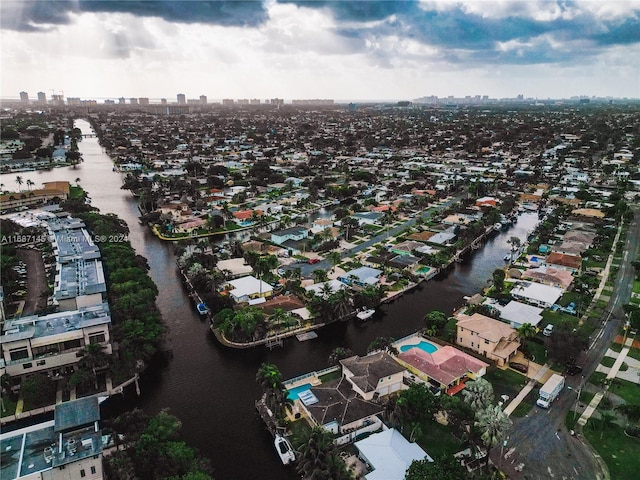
[399,340,439,354]
[286,383,313,400]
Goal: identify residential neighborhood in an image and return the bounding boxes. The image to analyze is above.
[1,100,639,480]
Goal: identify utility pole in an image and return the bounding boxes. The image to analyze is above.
[573,374,586,421]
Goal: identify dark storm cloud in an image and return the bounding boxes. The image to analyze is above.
[79,1,269,27]
[0,1,77,32]
[1,0,269,32]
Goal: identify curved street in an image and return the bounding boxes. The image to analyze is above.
[500,206,640,480]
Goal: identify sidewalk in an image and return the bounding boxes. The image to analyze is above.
[579,220,622,326]
[577,345,630,427]
[503,364,550,416]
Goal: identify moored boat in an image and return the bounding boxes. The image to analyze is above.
[356,308,375,321]
[274,434,295,465]
[196,302,210,316]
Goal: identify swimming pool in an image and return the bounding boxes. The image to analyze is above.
[416,266,433,274]
[286,383,313,400]
[399,340,439,354]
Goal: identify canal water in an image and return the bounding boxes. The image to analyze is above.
[1,120,538,480]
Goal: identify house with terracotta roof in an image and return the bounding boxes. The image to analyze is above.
[232,209,263,222]
[455,313,520,366]
[521,266,574,290]
[543,252,582,274]
[396,345,488,396]
[340,352,406,400]
[475,196,499,208]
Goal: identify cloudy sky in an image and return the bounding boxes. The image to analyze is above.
[1,0,639,101]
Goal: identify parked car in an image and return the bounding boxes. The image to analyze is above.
[509,362,528,373]
[565,364,583,376]
[308,258,320,265]
[543,324,553,336]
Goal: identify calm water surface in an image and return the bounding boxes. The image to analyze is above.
[0,120,538,480]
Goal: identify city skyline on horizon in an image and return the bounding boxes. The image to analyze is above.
[7,92,638,105]
[2,1,639,100]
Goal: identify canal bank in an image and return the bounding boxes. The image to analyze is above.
[1,119,538,480]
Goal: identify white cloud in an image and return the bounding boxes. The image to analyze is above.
[0,1,638,100]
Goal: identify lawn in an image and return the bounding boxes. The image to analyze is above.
[633,281,640,295]
[584,421,640,480]
[601,356,629,371]
[565,391,596,430]
[525,340,548,364]
[484,367,529,401]
[608,378,640,404]
[589,371,608,387]
[541,310,579,328]
[0,397,18,417]
[414,418,463,458]
[610,342,640,361]
[288,418,312,449]
[510,390,537,418]
[318,369,342,384]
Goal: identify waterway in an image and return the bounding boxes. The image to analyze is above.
[1,120,538,480]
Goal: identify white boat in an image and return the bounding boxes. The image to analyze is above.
[494,223,503,231]
[356,308,375,321]
[504,254,511,261]
[274,434,296,465]
[196,302,210,316]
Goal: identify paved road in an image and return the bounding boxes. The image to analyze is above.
[289,194,465,277]
[501,206,640,480]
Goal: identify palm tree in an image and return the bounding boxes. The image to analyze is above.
[296,427,341,480]
[327,251,341,273]
[462,378,494,411]
[367,336,398,355]
[329,288,352,320]
[312,268,329,284]
[206,270,225,294]
[328,347,354,366]
[25,179,35,191]
[382,208,398,239]
[408,421,423,442]
[517,323,537,342]
[76,342,110,389]
[256,363,289,419]
[475,404,512,472]
[15,175,23,191]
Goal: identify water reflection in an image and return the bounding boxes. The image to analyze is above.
[1,120,538,480]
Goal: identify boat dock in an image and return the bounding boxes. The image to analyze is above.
[296,331,318,342]
[255,394,278,435]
